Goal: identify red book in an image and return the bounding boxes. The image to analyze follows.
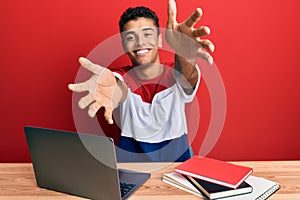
[175,156,253,189]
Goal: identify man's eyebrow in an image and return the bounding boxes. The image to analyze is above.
[142,27,155,32]
[123,31,135,36]
[123,28,155,37]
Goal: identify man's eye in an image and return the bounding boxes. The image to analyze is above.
[126,35,135,41]
[145,32,153,37]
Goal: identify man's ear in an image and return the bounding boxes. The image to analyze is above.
[158,34,162,48]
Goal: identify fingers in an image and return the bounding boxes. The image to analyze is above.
[184,8,203,28]
[68,82,89,93]
[197,39,215,52]
[193,26,210,37]
[78,57,101,75]
[78,94,95,109]
[88,102,101,118]
[87,102,114,124]
[197,50,214,65]
[104,107,114,124]
[167,0,177,29]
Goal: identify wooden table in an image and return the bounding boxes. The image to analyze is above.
[0,161,299,199]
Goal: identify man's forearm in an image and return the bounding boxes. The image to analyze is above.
[174,55,199,94]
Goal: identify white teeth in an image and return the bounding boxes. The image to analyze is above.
[136,49,149,55]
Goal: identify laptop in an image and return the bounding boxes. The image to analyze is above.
[24,126,151,200]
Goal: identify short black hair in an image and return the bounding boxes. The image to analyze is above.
[119,6,160,35]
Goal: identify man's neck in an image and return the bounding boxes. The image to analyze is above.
[133,63,164,80]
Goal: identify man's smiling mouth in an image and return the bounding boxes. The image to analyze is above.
[134,48,151,56]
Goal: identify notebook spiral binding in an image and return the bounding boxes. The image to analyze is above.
[256,183,280,200]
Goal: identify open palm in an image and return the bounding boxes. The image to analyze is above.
[166,0,215,65]
[68,57,117,124]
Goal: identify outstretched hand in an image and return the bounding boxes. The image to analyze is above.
[166,0,215,65]
[68,57,117,124]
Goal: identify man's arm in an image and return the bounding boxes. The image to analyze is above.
[174,55,199,94]
[68,57,128,124]
[166,0,215,93]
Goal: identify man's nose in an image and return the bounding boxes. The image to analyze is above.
[135,34,146,47]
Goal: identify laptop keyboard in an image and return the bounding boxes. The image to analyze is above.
[120,182,136,198]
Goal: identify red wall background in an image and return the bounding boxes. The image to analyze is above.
[1,0,300,162]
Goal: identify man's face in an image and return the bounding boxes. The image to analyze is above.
[121,17,162,67]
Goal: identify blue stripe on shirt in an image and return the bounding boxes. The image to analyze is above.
[116,134,193,162]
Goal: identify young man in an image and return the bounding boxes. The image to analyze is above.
[68,0,214,162]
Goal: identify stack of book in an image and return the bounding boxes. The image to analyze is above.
[162,156,280,199]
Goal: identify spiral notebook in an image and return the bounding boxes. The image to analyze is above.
[220,175,280,200]
[162,173,280,200]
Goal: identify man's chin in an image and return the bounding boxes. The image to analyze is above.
[132,60,153,67]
